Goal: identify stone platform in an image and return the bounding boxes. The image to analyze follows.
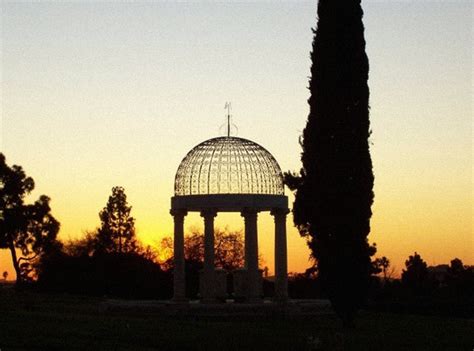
[101,299,333,319]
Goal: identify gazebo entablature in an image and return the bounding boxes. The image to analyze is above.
[171,194,288,212]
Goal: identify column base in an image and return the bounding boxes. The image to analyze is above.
[245,297,263,304]
[200,297,221,304]
[171,297,189,304]
[273,296,289,304]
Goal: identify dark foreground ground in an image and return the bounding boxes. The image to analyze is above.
[0,286,472,351]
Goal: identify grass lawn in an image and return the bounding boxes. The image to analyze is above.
[0,287,472,350]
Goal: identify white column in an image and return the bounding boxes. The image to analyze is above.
[171,209,187,302]
[272,208,289,302]
[241,208,260,302]
[201,209,217,302]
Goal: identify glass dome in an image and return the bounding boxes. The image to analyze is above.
[174,136,284,196]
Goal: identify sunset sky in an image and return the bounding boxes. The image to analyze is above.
[1,1,472,279]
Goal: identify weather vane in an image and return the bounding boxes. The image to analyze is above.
[221,102,238,137]
[225,102,231,137]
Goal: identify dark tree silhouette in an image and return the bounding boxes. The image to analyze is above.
[161,227,246,271]
[374,256,390,281]
[448,258,464,276]
[63,230,100,257]
[37,249,172,299]
[284,0,374,327]
[0,153,60,284]
[37,219,169,298]
[401,252,431,295]
[445,258,473,297]
[96,186,137,254]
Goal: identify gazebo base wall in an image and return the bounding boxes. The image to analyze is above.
[199,269,227,302]
[233,269,263,302]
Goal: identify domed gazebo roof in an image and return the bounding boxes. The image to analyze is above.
[174,136,284,196]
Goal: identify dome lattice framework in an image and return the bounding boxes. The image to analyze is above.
[174,136,284,196]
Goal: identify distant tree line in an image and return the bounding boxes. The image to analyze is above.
[367,252,474,318]
[38,223,255,299]
[287,251,473,318]
[36,186,172,299]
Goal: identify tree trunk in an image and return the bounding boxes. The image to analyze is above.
[8,242,22,285]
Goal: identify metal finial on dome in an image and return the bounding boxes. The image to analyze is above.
[220,102,238,137]
[225,102,231,137]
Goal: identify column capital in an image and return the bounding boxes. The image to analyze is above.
[200,209,217,218]
[270,208,290,217]
[170,209,188,218]
[241,208,259,219]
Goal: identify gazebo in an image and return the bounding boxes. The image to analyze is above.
[170,132,289,303]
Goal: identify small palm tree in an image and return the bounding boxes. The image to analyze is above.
[375,256,390,281]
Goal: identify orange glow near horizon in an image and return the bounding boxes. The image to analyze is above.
[1,182,472,281]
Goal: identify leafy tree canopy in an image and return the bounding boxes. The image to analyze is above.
[0,153,60,284]
[161,227,248,271]
[401,252,433,295]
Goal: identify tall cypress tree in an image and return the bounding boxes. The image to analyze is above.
[286,0,374,327]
